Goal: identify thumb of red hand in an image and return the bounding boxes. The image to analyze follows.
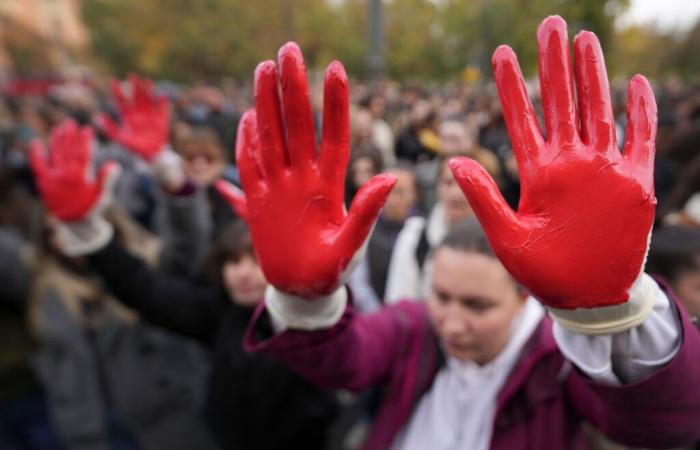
[215,179,250,221]
[336,173,396,253]
[449,157,524,241]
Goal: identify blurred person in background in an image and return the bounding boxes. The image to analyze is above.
[28,116,216,450]
[349,163,419,311]
[384,157,473,303]
[647,225,700,323]
[0,167,61,450]
[172,124,239,238]
[351,107,395,168]
[395,99,438,163]
[31,115,339,450]
[359,94,396,167]
[416,117,501,213]
[345,147,385,208]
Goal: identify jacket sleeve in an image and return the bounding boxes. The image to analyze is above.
[244,297,430,391]
[563,282,700,448]
[88,236,221,344]
[156,186,213,278]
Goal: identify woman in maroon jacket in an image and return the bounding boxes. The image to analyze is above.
[217,15,700,450]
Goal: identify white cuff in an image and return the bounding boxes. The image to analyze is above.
[55,216,114,257]
[548,273,656,335]
[553,277,681,384]
[264,285,347,331]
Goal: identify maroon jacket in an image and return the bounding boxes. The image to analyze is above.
[245,283,700,450]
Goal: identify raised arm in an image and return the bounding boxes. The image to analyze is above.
[30,120,221,344]
[449,15,700,446]
[450,17,657,329]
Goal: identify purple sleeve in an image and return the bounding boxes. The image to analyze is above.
[244,298,428,391]
[564,286,700,448]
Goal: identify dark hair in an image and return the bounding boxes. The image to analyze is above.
[646,225,700,282]
[436,216,494,258]
[205,220,255,286]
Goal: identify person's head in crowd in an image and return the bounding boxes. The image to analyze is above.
[175,125,226,186]
[646,225,700,319]
[382,163,418,223]
[345,147,384,205]
[16,97,51,141]
[359,93,387,121]
[409,99,433,130]
[437,157,472,226]
[439,118,476,157]
[427,217,526,365]
[207,220,267,308]
[351,107,374,147]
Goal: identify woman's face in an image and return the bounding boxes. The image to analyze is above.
[436,163,472,225]
[351,157,377,189]
[222,255,267,308]
[383,168,417,223]
[179,141,225,186]
[427,247,525,365]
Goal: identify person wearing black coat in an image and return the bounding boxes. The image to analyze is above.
[87,220,338,450]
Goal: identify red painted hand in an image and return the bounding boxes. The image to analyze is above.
[98,74,169,161]
[218,43,395,298]
[450,16,657,309]
[30,120,119,222]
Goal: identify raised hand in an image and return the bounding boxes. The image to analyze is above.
[217,43,395,298]
[449,16,657,312]
[98,74,169,161]
[30,120,120,222]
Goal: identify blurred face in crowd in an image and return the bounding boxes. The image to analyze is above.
[673,265,700,319]
[437,161,472,225]
[350,156,378,190]
[352,109,374,142]
[222,253,267,308]
[427,247,525,365]
[382,167,417,223]
[369,96,386,119]
[178,132,226,186]
[439,120,473,156]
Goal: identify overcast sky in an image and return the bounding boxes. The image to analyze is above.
[617,0,700,32]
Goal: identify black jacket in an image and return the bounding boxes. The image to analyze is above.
[89,238,337,450]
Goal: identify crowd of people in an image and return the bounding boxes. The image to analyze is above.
[1,15,700,450]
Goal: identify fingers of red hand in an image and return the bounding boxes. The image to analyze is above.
[278,42,317,169]
[623,75,657,187]
[336,173,397,254]
[255,60,289,175]
[155,96,170,123]
[449,157,523,242]
[573,31,616,154]
[214,179,249,221]
[235,109,266,198]
[130,74,153,110]
[492,45,544,185]
[319,61,350,191]
[537,15,578,145]
[50,120,77,168]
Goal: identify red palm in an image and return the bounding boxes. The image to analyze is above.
[450,16,657,309]
[217,43,395,298]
